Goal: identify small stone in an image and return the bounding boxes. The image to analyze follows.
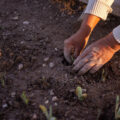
[54,102,58,106]
[45,100,49,104]
[52,96,58,102]
[20,41,25,44]
[42,64,46,67]
[55,48,58,51]
[50,90,54,96]
[44,57,49,62]
[11,92,16,97]
[18,64,23,70]
[2,103,8,108]
[12,16,19,20]
[49,62,55,68]
[23,21,30,25]
[32,113,37,120]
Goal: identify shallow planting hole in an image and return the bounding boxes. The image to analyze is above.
[61,57,71,66]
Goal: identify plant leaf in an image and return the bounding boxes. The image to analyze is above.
[76,86,83,101]
[50,117,56,120]
[116,108,120,118]
[21,91,29,105]
[115,95,120,119]
[49,105,52,119]
[40,105,49,118]
[101,69,106,82]
[82,93,87,98]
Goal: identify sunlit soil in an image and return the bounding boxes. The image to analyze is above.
[51,0,86,14]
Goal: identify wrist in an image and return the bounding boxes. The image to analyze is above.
[75,14,100,42]
[76,24,92,39]
[106,33,120,52]
[81,14,100,31]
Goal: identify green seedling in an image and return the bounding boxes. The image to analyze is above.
[21,91,29,105]
[0,72,6,87]
[71,47,75,63]
[96,109,102,120]
[75,86,87,101]
[101,69,106,82]
[71,56,74,63]
[115,95,120,120]
[40,105,56,120]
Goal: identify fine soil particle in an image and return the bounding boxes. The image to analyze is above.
[0,0,120,120]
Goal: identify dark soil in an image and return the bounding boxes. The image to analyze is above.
[0,0,120,120]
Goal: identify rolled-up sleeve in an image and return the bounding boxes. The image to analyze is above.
[113,25,120,43]
[84,0,114,20]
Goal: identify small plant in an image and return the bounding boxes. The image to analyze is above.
[40,105,56,120]
[71,47,75,63]
[101,69,106,82]
[71,56,74,63]
[75,86,87,101]
[0,72,6,87]
[115,95,120,120]
[96,109,102,120]
[21,91,29,105]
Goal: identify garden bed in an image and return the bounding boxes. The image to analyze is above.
[0,0,120,120]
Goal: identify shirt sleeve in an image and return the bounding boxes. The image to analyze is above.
[84,0,115,20]
[113,25,120,43]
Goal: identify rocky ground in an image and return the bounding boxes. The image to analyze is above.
[0,0,120,120]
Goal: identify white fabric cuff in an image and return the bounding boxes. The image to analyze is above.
[113,25,120,43]
[84,0,113,20]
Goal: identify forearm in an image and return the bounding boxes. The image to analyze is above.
[76,14,100,39]
[84,0,114,20]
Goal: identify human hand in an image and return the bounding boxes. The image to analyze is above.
[64,14,100,64]
[73,33,120,75]
[64,31,89,64]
